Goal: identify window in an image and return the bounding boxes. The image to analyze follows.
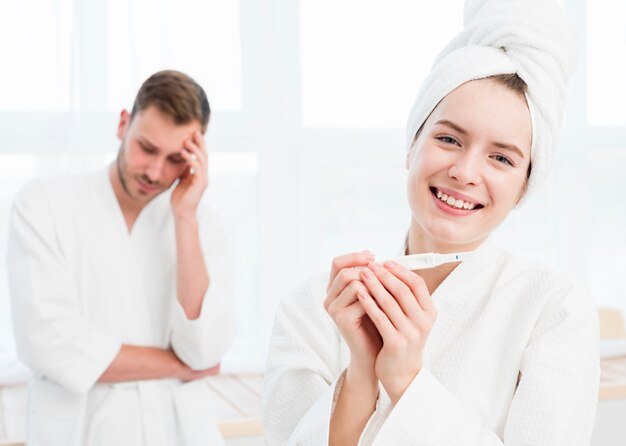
[1,0,625,374]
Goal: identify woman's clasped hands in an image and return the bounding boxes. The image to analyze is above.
[323,251,437,405]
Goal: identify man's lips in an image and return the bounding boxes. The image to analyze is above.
[136,177,159,193]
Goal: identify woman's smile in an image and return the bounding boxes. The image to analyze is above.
[430,186,484,214]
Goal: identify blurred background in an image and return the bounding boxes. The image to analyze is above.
[0,0,624,444]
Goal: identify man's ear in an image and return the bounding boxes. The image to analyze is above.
[117,109,131,141]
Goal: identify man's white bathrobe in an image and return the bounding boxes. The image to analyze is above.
[7,168,235,446]
[263,239,600,445]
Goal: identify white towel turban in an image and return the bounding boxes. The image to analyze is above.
[405,0,578,201]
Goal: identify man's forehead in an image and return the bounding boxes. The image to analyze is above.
[132,109,201,154]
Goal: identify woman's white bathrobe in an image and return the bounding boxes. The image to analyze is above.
[263,239,600,445]
[7,168,235,446]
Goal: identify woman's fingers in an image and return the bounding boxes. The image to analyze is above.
[357,289,395,340]
[327,251,375,292]
[324,266,366,309]
[326,279,367,315]
[359,265,412,332]
[366,262,425,323]
[383,260,436,315]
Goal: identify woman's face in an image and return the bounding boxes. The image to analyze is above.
[406,78,532,252]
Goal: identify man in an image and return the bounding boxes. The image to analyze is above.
[7,70,234,445]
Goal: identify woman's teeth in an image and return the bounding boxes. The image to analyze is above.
[435,189,476,210]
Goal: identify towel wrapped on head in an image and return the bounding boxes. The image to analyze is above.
[405,0,578,201]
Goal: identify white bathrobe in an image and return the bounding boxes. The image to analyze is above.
[263,239,600,445]
[7,168,235,446]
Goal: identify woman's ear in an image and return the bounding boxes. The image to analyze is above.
[514,179,529,207]
[406,126,425,169]
[406,136,420,170]
[405,149,413,170]
[514,162,532,206]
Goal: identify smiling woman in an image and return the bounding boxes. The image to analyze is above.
[262,0,600,445]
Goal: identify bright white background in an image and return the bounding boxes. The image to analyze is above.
[0,0,625,378]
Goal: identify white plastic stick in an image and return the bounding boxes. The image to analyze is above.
[391,251,472,270]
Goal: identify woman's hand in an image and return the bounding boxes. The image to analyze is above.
[357,260,437,404]
[324,252,383,374]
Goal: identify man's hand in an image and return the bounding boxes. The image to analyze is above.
[179,362,221,382]
[171,130,208,220]
[98,345,220,383]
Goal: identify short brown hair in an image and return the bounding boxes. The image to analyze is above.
[131,70,210,132]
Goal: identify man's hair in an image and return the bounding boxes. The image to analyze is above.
[131,70,210,132]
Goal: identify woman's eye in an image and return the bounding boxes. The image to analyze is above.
[436,135,460,146]
[140,145,155,154]
[492,154,514,166]
[169,158,185,165]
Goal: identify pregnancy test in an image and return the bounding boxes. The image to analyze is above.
[391,252,472,270]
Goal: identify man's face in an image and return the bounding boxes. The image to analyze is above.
[116,106,202,204]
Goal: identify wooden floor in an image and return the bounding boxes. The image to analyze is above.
[205,374,263,438]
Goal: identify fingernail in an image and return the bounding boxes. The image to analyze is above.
[384,260,396,269]
[370,262,381,272]
[361,268,373,279]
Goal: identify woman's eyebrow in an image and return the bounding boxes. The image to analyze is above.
[434,119,468,135]
[492,142,525,159]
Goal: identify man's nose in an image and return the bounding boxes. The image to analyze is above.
[144,158,165,183]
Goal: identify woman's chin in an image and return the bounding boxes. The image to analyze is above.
[418,221,486,251]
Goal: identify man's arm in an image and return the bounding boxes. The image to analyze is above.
[168,131,235,370]
[170,130,211,320]
[174,216,208,320]
[98,345,219,383]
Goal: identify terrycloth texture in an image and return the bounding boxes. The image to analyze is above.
[7,168,234,446]
[405,0,578,202]
[262,239,600,445]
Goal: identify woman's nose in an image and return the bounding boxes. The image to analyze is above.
[447,151,482,186]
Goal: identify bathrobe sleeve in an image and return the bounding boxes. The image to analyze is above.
[7,180,121,395]
[169,206,236,370]
[262,275,347,446]
[360,282,600,446]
